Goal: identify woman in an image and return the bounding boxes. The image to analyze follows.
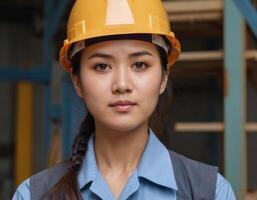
[13,0,235,199]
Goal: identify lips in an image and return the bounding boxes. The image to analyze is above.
[109,100,137,112]
[110,100,136,107]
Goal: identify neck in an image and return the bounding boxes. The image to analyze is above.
[94,123,149,172]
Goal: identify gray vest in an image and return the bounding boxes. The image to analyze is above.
[30,150,218,200]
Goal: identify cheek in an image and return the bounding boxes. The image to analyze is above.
[136,70,162,109]
[80,74,109,107]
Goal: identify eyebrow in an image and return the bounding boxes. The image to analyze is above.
[88,53,113,59]
[129,51,153,58]
[87,51,153,60]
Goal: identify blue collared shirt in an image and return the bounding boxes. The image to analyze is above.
[13,129,236,200]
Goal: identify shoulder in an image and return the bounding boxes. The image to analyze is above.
[12,178,30,200]
[215,173,236,200]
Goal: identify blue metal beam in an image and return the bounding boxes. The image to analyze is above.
[0,67,51,82]
[43,0,53,67]
[42,0,70,164]
[62,77,73,158]
[43,0,70,65]
[44,0,71,160]
[224,0,247,199]
[50,104,62,121]
[48,0,71,38]
[43,85,51,157]
[233,0,257,38]
[43,0,54,161]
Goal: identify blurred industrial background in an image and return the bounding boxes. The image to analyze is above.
[0,0,257,199]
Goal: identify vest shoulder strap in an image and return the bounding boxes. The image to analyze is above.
[169,150,218,200]
[30,161,69,200]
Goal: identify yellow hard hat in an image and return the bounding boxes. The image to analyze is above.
[60,0,181,72]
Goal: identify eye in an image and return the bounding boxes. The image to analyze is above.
[133,62,149,71]
[94,64,111,72]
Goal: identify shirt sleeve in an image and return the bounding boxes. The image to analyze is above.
[12,178,31,200]
[215,173,236,200]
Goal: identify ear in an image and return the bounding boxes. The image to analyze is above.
[71,74,83,98]
[159,71,169,94]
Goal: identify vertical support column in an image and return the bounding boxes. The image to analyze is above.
[43,0,71,163]
[224,0,246,199]
[62,75,72,158]
[43,0,53,158]
[15,83,33,186]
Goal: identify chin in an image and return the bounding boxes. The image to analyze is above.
[109,123,140,132]
[99,119,147,133]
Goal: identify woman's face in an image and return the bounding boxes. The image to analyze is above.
[72,39,168,132]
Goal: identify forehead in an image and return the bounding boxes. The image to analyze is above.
[82,39,159,56]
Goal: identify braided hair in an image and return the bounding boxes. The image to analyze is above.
[47,112,94,200]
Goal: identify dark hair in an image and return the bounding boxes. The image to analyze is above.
[47,43,170,199]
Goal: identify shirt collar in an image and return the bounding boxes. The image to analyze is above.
[137,129,178,191]
[77,129,178,191]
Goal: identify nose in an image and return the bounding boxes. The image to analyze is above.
[111,65,133,94]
